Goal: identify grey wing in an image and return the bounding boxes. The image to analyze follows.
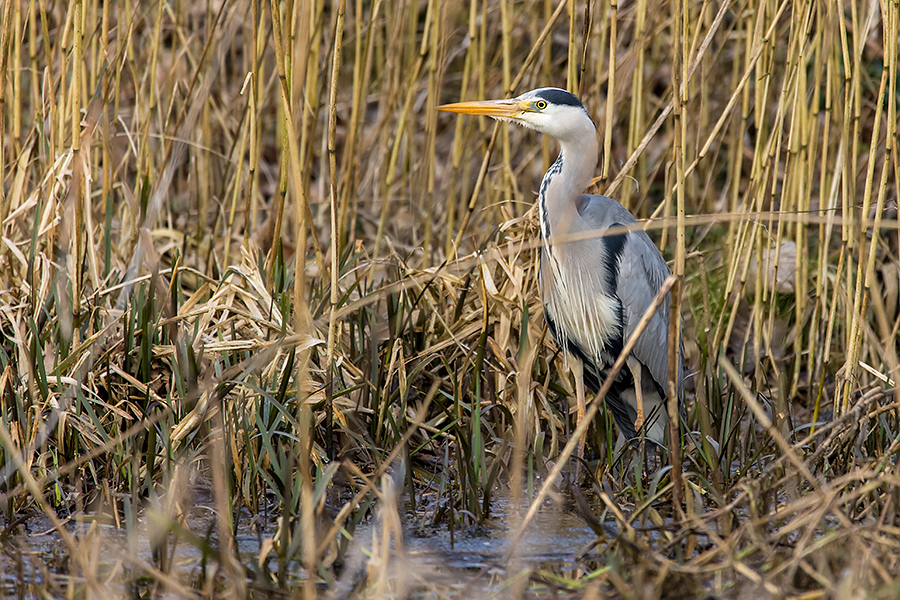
[575,194,640,229]
[616,230,682,400]
[574,193,682,398]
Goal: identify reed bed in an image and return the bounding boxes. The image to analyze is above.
[0,0,898,597]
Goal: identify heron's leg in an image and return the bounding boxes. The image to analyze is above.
[571,357,586,464]
[627,356,645,433]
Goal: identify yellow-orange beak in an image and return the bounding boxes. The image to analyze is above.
[436,98,526,118]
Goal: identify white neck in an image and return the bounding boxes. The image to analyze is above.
[538,123,599,240]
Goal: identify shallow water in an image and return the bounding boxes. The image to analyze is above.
[400,496,599,564]
[333,493,605,598]
[0,491,603,597]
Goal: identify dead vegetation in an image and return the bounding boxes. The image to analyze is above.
[0,0,898,597]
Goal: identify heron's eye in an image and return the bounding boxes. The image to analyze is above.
[535,100,548,110]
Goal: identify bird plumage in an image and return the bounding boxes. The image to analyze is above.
[438,87,683,447]
[542,193,681,443]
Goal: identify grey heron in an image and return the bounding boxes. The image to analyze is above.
[438,87,683,451]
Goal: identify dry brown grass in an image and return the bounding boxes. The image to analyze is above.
[0,0,898,597]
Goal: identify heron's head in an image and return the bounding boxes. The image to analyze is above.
[437,87,595,143]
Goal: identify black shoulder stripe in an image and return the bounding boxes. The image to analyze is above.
[602,224,627,292]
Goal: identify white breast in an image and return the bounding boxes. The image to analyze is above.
[541,241,621,363]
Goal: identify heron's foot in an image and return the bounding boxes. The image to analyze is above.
[634,406,645,432]
[627,356,646,433]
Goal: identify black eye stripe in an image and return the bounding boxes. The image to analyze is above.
[534,88,583,108]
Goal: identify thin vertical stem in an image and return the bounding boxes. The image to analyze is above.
[325,0,347,463]
[668,0,686,516]
[0,0,16,212]
[601,0,616,180]
[567,0,577,90]
[71,0,84,320]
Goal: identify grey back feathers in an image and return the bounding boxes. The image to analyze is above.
[575,195,681,402]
